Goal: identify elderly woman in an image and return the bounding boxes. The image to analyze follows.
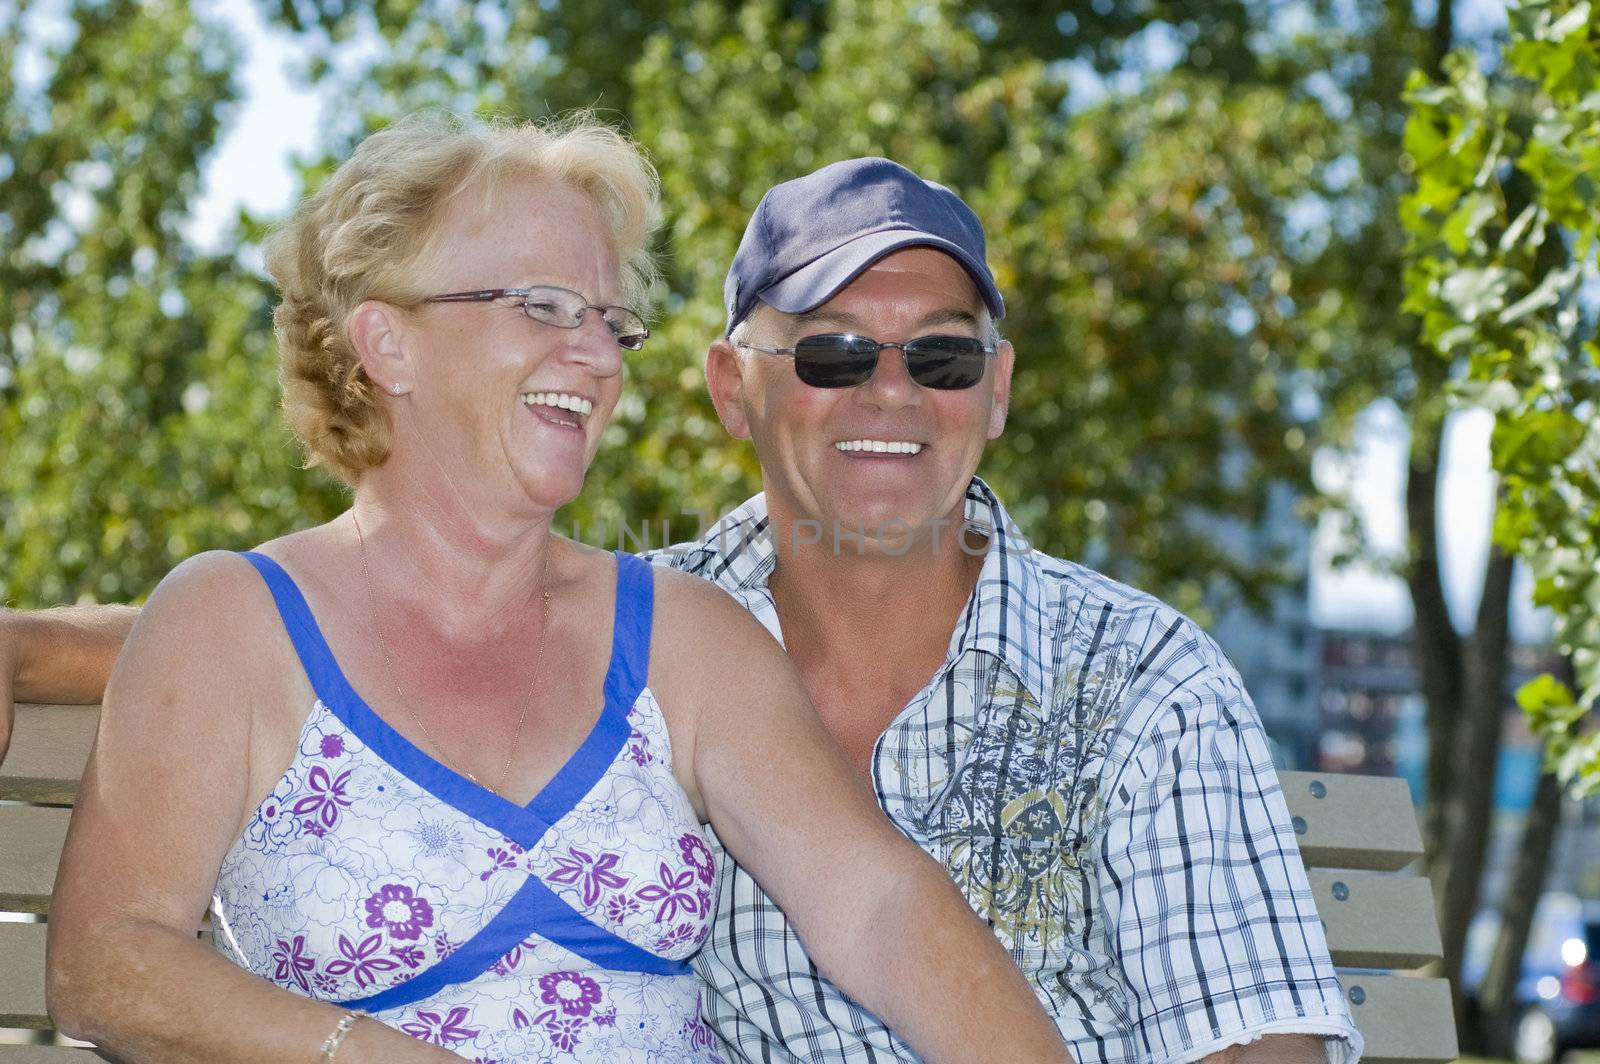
[44,115,1071,1064]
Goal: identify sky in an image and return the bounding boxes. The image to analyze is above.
[192,0,1546,642]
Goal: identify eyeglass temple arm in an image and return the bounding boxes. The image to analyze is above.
[421,289,517,304]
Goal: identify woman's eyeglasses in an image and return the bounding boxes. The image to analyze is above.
[422,286,650,351]
[738,333,996,389]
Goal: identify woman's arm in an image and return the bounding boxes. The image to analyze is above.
[653,573,1072,1064]
[46,554,456,1064]
[0,604,138,765]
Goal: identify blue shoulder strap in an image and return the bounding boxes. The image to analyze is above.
[527,551,651,825]
[604,550,654,709]
[239,550,358,711]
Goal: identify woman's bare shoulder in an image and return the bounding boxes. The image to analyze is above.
[119,549,296,708]
[650,566,774,644]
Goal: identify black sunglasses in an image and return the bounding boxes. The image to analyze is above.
[737,333,996,389]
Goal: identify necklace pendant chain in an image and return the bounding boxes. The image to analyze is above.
[350,511,552,798]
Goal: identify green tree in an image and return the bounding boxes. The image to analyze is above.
[1401,0,1600,1048]
[1,0,345,608]
[1403,0,1599,790]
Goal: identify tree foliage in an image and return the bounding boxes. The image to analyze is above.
[1,0,345,607]
[208,0,1409,619]
[1401,0,1600,793]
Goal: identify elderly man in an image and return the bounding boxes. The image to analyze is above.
[2,157,1358,1064]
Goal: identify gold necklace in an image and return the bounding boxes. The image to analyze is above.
[350,510,552,797]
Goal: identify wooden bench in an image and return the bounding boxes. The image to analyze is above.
[0,704,1458,1060]
[1278,769,1458,1063]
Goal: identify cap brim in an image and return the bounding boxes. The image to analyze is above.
[756,230,1005,322]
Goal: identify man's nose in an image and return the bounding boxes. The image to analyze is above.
[855,344,922,410]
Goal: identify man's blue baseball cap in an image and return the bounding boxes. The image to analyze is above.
[723,157,1006,336]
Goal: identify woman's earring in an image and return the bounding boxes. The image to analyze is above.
[391,383,403,395]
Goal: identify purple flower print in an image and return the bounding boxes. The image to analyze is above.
[636,861,700,923]
[290,764,354,829]
[313,971,341,996]
[539,970,603,1017]
[271,935,315,992]
[324,932,401,990]
[511,1007,536,1030]
[495,933,541,977]
[594,1006,617,1028]
[544,1013,586,1052]
[318,733,345,758]
[678,832,715,884]
[400,1005,479,1045]
[390,944,425,970]
[501,836,525,856]
[655,922,699,952]
[363,883,434,941]
[547,846,630,907]
[605,893,641,924]
[302,819,326,838]
[687,1017,717,1050]
[627,728,654,766]
[480,846,518,881]
[434,930,456,959]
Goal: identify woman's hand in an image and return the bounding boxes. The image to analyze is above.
[651,572,1073,1064]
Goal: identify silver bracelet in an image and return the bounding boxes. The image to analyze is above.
[319,1012,360,1062]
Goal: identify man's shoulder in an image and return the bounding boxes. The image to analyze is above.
[1021,548,1249,765]
[1030,550,1227,668]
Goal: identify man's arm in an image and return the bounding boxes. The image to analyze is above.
[1202,1033,1328,1063]
[1098,629,1361,1064]
[0,604,138,764]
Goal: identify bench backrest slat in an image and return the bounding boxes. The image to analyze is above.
[1279,769,1424,870]
[4,706,96,787]
[1337,974,1457,1064]
[1309,868,1443,969]
[0,807,68,916]
[0,924,50,1031]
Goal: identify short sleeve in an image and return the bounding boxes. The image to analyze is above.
[1097,665,1364,1064]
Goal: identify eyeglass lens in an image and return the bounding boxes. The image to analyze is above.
[791,335,989,389]
[520,288,648,351]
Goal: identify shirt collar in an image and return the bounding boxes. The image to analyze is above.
[687,477,1055,706]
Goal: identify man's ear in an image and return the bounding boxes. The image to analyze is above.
[705,339,753,440]
[987,339,1014,440]
[348,300,413,396]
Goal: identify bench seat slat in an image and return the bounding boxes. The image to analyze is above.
[0,807,69,915]
[1279,770,1423,871]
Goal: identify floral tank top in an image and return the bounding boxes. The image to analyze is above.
[211,550,723,1063]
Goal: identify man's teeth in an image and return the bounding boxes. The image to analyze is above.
[834,440,924,455]
[521,392,593,417]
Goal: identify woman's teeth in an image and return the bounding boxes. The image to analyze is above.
[834,440,923,454]
[521,392,593,418]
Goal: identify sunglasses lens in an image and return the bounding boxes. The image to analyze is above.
[792,335,880,388]
[904,336,989,389]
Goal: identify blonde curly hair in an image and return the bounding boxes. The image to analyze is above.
[265,111,660,485]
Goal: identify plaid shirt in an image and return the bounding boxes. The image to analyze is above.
[646,479,1362,1064]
